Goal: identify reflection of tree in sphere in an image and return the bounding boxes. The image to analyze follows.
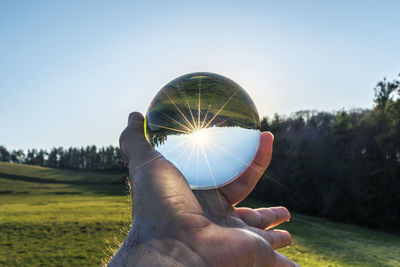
[145,72,261,189]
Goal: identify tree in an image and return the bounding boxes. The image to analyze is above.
[0,146,10,162]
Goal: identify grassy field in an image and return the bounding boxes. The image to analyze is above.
[0,162,399,266]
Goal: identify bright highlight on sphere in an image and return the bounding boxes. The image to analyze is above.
[145,72,261,189]
[190,129,207,144]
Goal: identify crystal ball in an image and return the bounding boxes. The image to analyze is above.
[145,72,261,189]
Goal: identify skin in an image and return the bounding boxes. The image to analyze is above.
[108,112,300,267]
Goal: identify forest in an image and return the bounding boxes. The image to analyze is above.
[1,75,399,232]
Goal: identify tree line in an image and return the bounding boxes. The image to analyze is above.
[0,146,125,171]
[1,75,399,231]
[253,75,400,232]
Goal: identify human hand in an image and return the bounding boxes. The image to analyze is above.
[109,112,299,267]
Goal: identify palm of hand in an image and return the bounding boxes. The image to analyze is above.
[116,113,296,267]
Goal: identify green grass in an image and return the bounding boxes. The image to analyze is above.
[1,162,399,266]
[240,199,400,267]
[0,162,131,266]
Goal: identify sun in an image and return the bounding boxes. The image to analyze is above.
[190,129,207,144]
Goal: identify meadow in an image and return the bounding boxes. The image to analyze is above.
[0,162,399,266]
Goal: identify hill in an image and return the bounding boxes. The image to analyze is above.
[0,162,399,266]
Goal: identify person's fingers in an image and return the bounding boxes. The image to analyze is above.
[249,227,292,250]
[235,206,290,229]
[219,131,274,205]
[272,251,301,267]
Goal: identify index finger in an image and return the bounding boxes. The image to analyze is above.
[235,206,290,229]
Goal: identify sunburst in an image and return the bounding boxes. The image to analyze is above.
[142,75,299,201]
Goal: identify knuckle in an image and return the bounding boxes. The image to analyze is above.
[258,211,266,228]
[268,231,275,246]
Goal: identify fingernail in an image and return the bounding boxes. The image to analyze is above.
[273,207,291,222]
[278,230,292,245]
[268,131,274,141]
[128,112,142,125]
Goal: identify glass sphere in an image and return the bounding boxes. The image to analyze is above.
[145,72,260,189]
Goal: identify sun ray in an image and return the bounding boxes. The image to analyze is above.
[178,79,198,132]
[184,95,198,132]
[131,153,163,171]
[214,119,228,127]
[207,139,301,196]
[200,143,228,216]
[156,110,193,133]
[196,143,200,186]
[130,118,187,135]
[182,143,195,172]
[204,92,237,129]
[175,139,193,160]
[132,136,192,171]
[147,122,188,134]
[197,76,201,130]
[206,141,232,179]
[200,104,211,129]
[163,90,197,132]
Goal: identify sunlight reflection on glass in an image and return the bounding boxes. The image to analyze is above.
[145,72,261,189]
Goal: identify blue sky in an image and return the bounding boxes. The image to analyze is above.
[1,0,399,150]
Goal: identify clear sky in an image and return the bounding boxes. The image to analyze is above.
[1,0,399,150]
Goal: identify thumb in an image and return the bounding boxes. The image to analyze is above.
[119,112,204,226]
[119,112,162,170]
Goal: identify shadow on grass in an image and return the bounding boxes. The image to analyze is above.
[0,174,129,196]
[0,172,122,185]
